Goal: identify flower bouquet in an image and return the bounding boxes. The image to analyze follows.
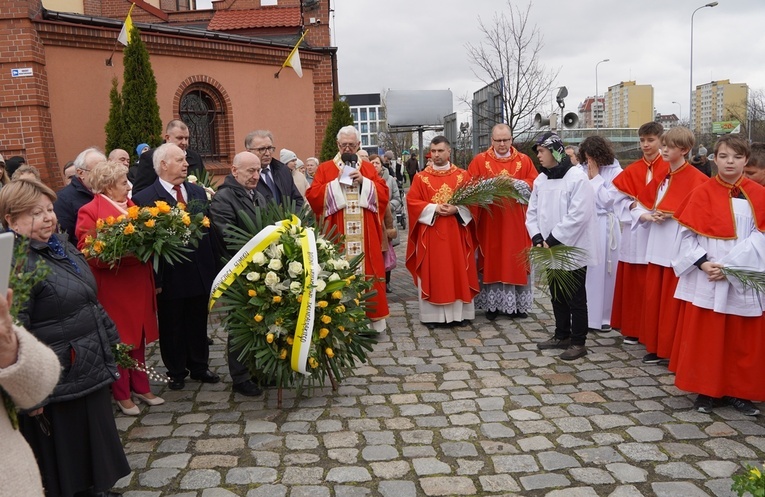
[80,200,210,271]
[111,343,168,383]
[187,169,217,201]
[210,202,379,407]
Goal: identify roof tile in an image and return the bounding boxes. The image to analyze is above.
[208,7,301,31]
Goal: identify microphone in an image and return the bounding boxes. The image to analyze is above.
[341,153,358,168]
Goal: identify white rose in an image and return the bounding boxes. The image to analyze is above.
[328,272,341,282]
[246,271,260,282]
[317,238,329,249]
[267,243,284,259]
[268,258,283,271]
[252,252,267,265]
[290,281,303,294]
[336,259,350,270]
[288,261,303,278]
[187,174,198,184]
[315,279,327,292]
[264,271,280,287]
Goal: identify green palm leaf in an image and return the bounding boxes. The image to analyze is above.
[721,266,765,295]
[448,176,527,210]
[523,245,588,301]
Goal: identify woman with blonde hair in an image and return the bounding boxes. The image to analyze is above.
[75,160,162,416]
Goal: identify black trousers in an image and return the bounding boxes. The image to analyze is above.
[550,267,589,346]
[157,294,210,379]
[228,334,251,385]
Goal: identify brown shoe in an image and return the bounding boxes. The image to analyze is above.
[559,345,587,361]
[537,337,571,350]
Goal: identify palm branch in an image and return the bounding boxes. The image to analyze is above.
[523,245,588,301]
[222,199,317,253]
[721,266,765,295]
[448,176,527,210]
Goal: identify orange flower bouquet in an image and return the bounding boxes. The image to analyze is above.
[81,200,210,271]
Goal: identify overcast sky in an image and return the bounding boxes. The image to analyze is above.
[199,0,764,126]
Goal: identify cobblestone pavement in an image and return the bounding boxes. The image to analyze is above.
[115,225,765,497]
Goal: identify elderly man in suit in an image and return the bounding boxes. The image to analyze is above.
[132,143,219,390]
[244,130,303,208]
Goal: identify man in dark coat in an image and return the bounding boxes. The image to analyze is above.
[132,143,219,391]
[208,151,267,397]
[405,152,419,185]
[244,130,303,208]
[130,120,205,195]
[53,147,105,245]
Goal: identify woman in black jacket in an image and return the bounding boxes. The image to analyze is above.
[0,179,129,497]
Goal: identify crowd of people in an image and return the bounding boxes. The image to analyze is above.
[405,122,765,419]
[2,117,765,496]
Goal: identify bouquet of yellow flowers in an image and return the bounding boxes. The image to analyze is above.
[80,200,210,271]
[212,213,379,406]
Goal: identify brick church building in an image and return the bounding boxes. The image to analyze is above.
[0,0,337,187]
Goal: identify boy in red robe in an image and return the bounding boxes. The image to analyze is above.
[468,124,538,320]
[305,126,390,331]
[611,122,668,345]
[406,136,479,328]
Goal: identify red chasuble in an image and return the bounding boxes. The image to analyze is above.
[305,159,390,320]
[405,165,480,304]
[613,155,669,198]
[467,147,538,285]
[636,162,707,214]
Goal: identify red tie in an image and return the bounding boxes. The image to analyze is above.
[172,184,184,203]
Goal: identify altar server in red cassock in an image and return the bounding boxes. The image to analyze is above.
[406,136,479,328]
[671,135,765,416]
[631,127,706,365]
[610,122,669,344]
[468,124,537,320]
[305,126,390,331]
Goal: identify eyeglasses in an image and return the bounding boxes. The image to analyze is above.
[249,146,276,154]
[338,143,358,150]
[492,138,512,143]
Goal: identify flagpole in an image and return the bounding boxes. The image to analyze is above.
[107,3,135,66]
[275,29,308,78]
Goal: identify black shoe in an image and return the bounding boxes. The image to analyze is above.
[232,379,263,397]
[537,337,571,350]
[642,353,662,364]
[513,312,528,319]
[694,394,715,414]
[190,370,221,383]
[424,322,437,329]
[207,337,214,345]
[486,310,499,321]
[167,377,185,390]
[559,344,587,361]
[724,396,760,416]
[386,284,392,293]
[623,336,639,345]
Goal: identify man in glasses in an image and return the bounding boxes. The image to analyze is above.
[131,120,205,195]
[305,125,390,332]
[467,123,538,321]
[244,130,304,209]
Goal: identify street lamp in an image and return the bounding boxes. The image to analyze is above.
[672,101,682,122]
[595,58,610,129]
[689,2,718,131]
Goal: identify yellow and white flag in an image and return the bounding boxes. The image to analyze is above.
[117,3,135,46]
[280,30,308,78]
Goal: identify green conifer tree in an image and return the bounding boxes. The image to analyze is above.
[121,26,163,163]
[320,100,354,161]
[104,77,124,155]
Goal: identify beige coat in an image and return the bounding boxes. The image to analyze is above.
[0,325,61,497]
[291,169,310,199]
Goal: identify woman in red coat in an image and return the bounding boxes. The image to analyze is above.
[76,159,162,416]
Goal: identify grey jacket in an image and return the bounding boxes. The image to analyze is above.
[17,234,120,405]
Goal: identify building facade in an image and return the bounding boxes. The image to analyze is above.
[577,96,605,129]
[690,79,748,134]
[1,0,336,187]
[341,93,385,153]
[604,81,653,129]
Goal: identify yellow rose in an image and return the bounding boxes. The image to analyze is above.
[123,223,135,235]
[254,314,264,322]
[309,357,319,368]
[332,290,343,300]
[182,214,191,226]
[202,216,210,228]
[248,289,257,297]
[333,305,345,314]
[177,202,186,211]
[105,216,116,225]
[148,207,160,217]
[279,349,287,360]
[81,248,90,257]
[319,328,329,339]
[96,219,104,230]
[93,240,105,254]
[275,318,284,326]
[286,336,294,345]
[126,205,140,219]
[266,333,274,343]
[320,315,332,324]
[338,326,345,332]
[272,295,282,304]
[144,219,156,228]
[155,201,171,214]
[354,299,360,306]
[325,347,335,358]
[317,301,328,308]
[116,215,126,222]
[297,294,303,302]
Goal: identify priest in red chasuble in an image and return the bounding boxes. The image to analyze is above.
[406,136,479,328]
[467,124,538,321]
[305,126,390,331]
